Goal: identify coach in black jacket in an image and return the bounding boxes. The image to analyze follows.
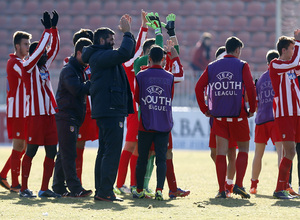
[52,38,93,197]
[82,14,135,202]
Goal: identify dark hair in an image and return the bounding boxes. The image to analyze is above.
[29,41,39,55]
[74,38,93,57]
[215,46,226,59]
[225,36,244,54]
[149,45,164,63]
[93,27,115,45]
[73,29,94,46]
[142,38,155,54]
[13,31,32,48]
[276,36,294,56]
[266,50,279,64]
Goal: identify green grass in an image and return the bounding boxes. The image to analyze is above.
[0,147,299,219]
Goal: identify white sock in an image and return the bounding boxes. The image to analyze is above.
[226,179,234,185]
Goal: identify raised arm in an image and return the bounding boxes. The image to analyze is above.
[23,12,51,73]
[46,10,60,69]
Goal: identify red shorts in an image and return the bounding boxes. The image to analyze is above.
[209,129,237,148]
[26,115,58,145]
[255,121,281,145]
[274,116,300,142]
[7,117,26,139]
[125,111,139,142]
[212,117,250,142]
[78,112,98,141]
[149,132,172,151]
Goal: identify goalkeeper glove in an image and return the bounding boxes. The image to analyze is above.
[162,13,176,37]
[145,12,162,35]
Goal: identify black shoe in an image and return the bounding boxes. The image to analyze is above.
[233,185,250,199]
[71,189,92,198]
[94,194,123,202]
[0,177,10,190]
[215,191,226,198]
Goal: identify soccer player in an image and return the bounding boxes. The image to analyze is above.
[133,45,174,201]
[19,11,60,198]
[269,30,300,199]
[0,31,31,192]
[250,50,284,194]
[115,10,149,195]
[195,36,256,199]
[208,46,236,198]
[82,14,136,202]
[52,37,93,198]
[63,28,97,184]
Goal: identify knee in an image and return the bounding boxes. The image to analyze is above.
[46,145,57,159]
[166,149,173,159]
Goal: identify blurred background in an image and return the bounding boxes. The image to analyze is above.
[0,0,297,107]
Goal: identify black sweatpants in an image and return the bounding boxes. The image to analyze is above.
[52,118,83,194]
[136,130,169,191]
[95,117,125,197]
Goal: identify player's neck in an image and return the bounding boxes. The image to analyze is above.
[15,51,25,60]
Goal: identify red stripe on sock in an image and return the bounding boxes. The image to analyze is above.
[11,150,22,187]
[235,152,248,188]
[166,159,177,192]
[116,150,132,188]
[0,155,12,179]
[216,155,227,193]
[21,154,33,191]
[130,154,138,186]
[276,157,292,192]
[40,156,55,191]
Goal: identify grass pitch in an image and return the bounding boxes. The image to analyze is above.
[0,147,299,219]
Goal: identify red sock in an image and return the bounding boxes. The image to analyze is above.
[21,154,33,191]
[75,148,84,183]
[276,157,292,192]
[130,154,138,186]
[40,156,55,191]
[216,155,227,192]
[0,155,11,179]
[251,179,259,189]
[11,150,22,187]
[166,159,177,192]
[116,150,132,188]
[235,152,248,188]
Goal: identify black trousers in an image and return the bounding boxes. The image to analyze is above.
[136,130,169,191]
[95,117,125,196]
[52,118,83,194]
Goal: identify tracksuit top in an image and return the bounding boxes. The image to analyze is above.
[255,70,275,125]
[136,66,174,132]
[207,56,245,117]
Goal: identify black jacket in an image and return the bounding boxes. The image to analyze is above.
[55,56,91,126]
[81,32,135,118]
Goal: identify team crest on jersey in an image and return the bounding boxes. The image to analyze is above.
[40,68,49,80]
[119,122,124,128]
[216,72,233,81]
[146,85,164,95]
[70,126,74,132]
[78,134,82,138]
[85,66,91,75]
[286,71,296,80]
[16,132,20,137]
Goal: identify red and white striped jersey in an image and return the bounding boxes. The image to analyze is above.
[123,26,148,94]
[6,54,27,118]
[269,41,300,118]
[165,55,184,83]
[23,28,60,116]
